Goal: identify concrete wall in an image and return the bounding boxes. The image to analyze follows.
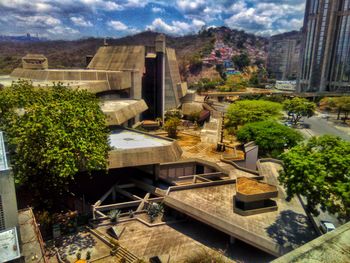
[0,170,18,230]
[159,161,218,182]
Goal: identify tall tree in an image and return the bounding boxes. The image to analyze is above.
[0,80,110,203]
[232,53,251,71]
[226,100,282,128]
[283,97,316,125]
[279,135,350,221]
[320,96,350,122]
[237,121,303,157]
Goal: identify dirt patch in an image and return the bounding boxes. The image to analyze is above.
[176,133,201,147]
[237,177,277,195]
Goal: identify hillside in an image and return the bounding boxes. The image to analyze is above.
[0,27,268,83]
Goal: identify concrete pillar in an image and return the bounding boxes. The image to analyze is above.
[153,164,160,182]
[112,187,116,202]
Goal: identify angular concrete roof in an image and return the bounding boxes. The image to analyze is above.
[108,128,182,169]
[87,46,145,73]
[10,69,132,92]
[100,99,148,126]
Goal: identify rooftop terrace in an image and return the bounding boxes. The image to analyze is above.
[108,128,182,168]
[164,162,318,257]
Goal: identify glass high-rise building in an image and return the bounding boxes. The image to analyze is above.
[298,0,350,92]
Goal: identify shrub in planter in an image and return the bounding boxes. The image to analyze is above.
[109,210,121,223]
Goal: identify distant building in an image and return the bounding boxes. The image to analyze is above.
[298,0,350,92]
[275,80,297,91]
[267,31,301,80]
[225,68,240,75]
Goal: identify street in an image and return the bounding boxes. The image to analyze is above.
[296,114,347,230]
[300,115,350,141]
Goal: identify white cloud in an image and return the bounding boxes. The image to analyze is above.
[107,20,140,35]
[71,16,93,27]
[152,7,164,13]
[107,20,129,31]
[79,0,123,11]
[47,25,79,35]
[176,0,206,12]
[146,18,205,35]
[15,15,61,27]
[224,1,305,35]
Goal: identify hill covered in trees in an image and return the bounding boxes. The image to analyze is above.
[0,27,268,82]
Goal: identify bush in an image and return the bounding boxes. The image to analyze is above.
[109,210,121,223]
[226,100,282,128]
[237,120,303,157]
[183,249,227,263]
[164,117,181,138]
[146,203,164,223]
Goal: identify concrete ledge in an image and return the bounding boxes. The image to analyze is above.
[236,190,278,203]
[234,205,278,216]
[220,159,260,176]
[101,99,148,126]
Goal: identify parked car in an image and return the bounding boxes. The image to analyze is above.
[320,220,336,233]
[283,121,293,127]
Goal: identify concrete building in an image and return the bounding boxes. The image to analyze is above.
[0,132,18,231]
[0,131,21,262]
[298,0,350,92]
[9,35,187,122]
[267,31,301,80]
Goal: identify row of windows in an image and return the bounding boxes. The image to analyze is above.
[339,0,350,11]
[0,195,5,231]
[331,14,350,82]
[310,0,320,14]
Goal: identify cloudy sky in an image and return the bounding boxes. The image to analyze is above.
[0,0,306,39]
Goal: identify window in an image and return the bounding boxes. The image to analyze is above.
[0,195,5,230]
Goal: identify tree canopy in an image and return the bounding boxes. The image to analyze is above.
[164,117,181,138]
[0,80,109,200]
[319,96,350,122]
[226,100,282,128]
[279,135,350,221]
[236,121,303,157]
[283,97,316,125]
[232,53,250,71]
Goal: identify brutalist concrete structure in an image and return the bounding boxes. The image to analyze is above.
[267,31,301,80]
[0,131,18,231]
[234,177,278,216]
[298,0,350,92]
[22,54,48,70]
[10,34,187,122]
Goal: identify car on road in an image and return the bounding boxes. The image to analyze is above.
[283,121,293,127]
[319,114,329,119]
[320,220,336,234]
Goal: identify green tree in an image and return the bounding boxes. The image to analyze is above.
[279,135,350,221]
[0,80,109,202]
[236,121,303,157]
[283,97,316,125]
[164,117,181,138]
[226,100,282,128]
[232,53,251,71]
[320,96,350,122]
